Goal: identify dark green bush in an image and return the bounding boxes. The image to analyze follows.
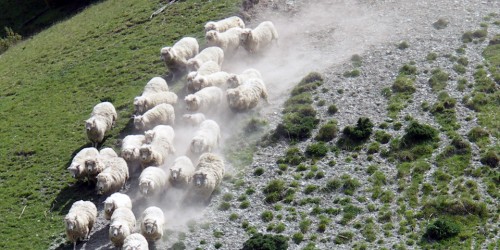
[277,147,304,165]
[305,142,329,158]
[261,211,274,222]
[375,131,392,144]
[424,218,460,241]
[399,64,418,76]
[292,233,304,244]
[342,117,374,141]
[392,76,416,93]
[263,179,292,204]
[242,233,289,250]
[432,18,449,29]
[0,27,22,55]
[315,120,338,142]
[401,121,438,147]
[398,41,409,49]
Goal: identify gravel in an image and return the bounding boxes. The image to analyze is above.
[52,0,499,249]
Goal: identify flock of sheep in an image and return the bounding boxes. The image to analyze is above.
[63,16,279,249]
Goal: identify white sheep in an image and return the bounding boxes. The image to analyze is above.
[64,200,97,249]
[240,21,279,54]
[205,27,244,56]
[182,113,206,127]
[138,167,169,197]
[189,120,221,155]
[140,206,165,242]
[169,156,195,187]
[187,61,222,93]
[204,16,245,33]
[186,46,224,71]
[67,147,99,182]
[227,68,263,88]
[104,192,133,220]
[133,91,178,114]
[142,77,169,95]
[85,102,117,147]
[109,207,136,248]
[133,103,175,131]
[96,157,129,195]
[189,71,232,93]
[226,78,269,111]
[123,233,149,250]
[185,153,225,203]
[121,134,146,162]
[140,125,175,167]
[160,37,199,79]
[100,147,118,158]
[184,86,224,113]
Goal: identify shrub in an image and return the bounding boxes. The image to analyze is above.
[242,233,289,250]
[343,117,374,141]
[427,52,438,61]
[303,185,318,194]
[462,31,474,43]
[274,111,318,141]
[277,147,304,165]
[261,211,274,222]
[367,142,380,154]
[432,18,449,29]
[254,168,265,176]
[327,104,338,114]
[401,121,438,147]
[343,69,361,77]
[351,54,362,67]
[424,218,460,241]
[398,41,409,49]
[299,219,312,233]
[305,142,329,158]
[292,233,304,244]
[0,27,22,55]
[375,131,392,144]
[323,178,342,193]
[263,179,288,203]
[315,120,338,141]
[218,202,230,211]
[399,64,418,76]
[392,76,416,93]
[480,150,499,168]
[334,231,354,244]
[171,242,186,250]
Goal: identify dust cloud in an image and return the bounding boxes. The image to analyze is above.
[72,1,398,248]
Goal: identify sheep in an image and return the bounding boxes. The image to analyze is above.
[138,167,169,197]
[109,207,136,248]
[142,77,169,95]
[67,147,99,182]
[160,37,199,80]
[227,68,263,88]
[240,21,279,54]
[100,147,118,158]
[184,86,224,113]
[205,27,245,56]
[187,61,222,93]
[140,125,175,167]
[185,153,225,203]
[121,134,146,162]
[186,46,224,71]
[144,125,175,145]
[96,157,129,195]
[133,103,175,131]
[189,71,232,93]
[133,91,178,114]
[104,192,133,220]
[226,78,269,112]
[64,200,97,250]
[204,16,245,33]
[123,233,149,250]
[169,156,195,187]
[140,206,165,242]
[189,120,221,155]
[182,113,206,127]
[85,102,117,147]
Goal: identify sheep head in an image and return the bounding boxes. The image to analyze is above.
[85,118,95,132]
[190,137,206,154]
[227,74,239,87]
[170,168,181,180]
[144,130,155,144]
[193,172,207,187]
[160,47,174,61]
[184,95,199,111]
[205,31,217,44]
[85,159,98,174]
[139,179,152,195]
[67,164,81,178]
[96,174,110,195]
[64,215,77,231]
[133,115,145,130]
[143,219,157,234]
[133,97,146,114]
[103,199,114,214]
[240,28,252,43]
[110,223,123,237]
[139,145,152,161]
[121,149,132,161]
[204,22,216,32]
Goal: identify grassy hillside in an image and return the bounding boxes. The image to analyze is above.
[0,0,240,248]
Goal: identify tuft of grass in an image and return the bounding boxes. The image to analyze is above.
[428,68,449,91]
[305,142,329,159]
[398,41,409,50]
[433,18,449,29]
[327,104,338,115]
[337,117,374,150]
[424,217,461,241]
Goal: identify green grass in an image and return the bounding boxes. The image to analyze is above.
[0,0,241,248]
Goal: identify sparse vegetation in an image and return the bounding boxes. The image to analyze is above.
[428,68,449,91]
[337,117,374,150]
[315,120,338,141]
[242,233,289,250]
